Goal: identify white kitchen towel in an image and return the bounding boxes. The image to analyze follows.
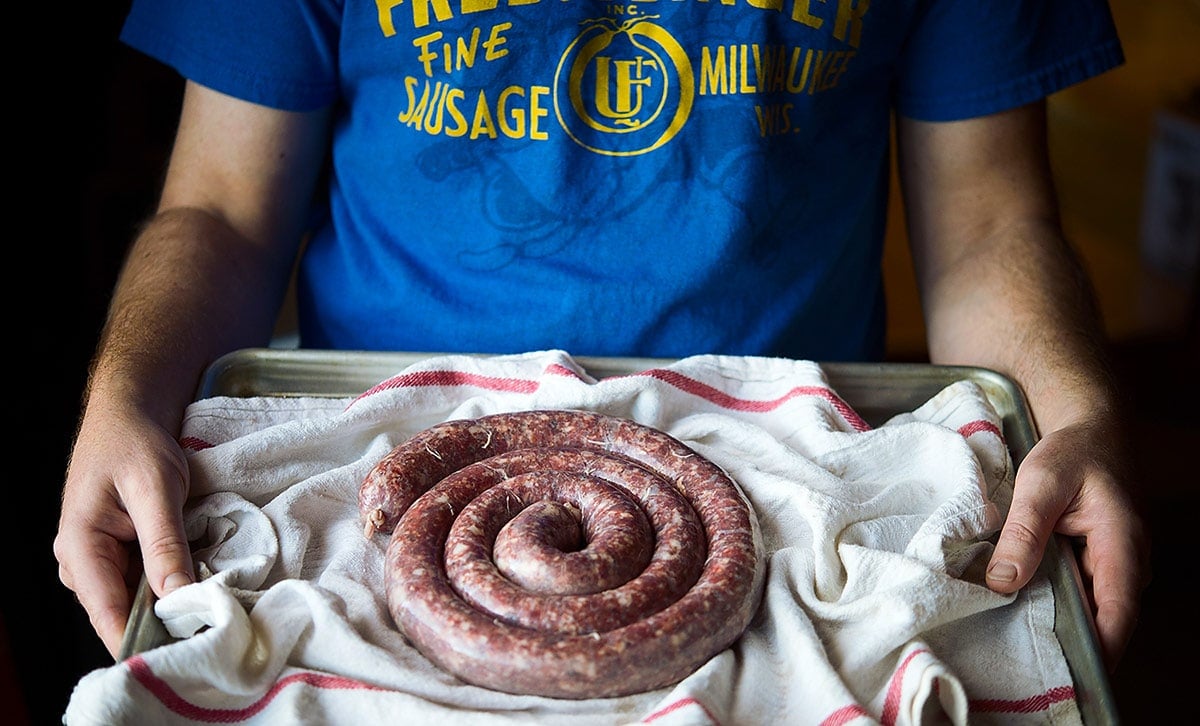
[64,351,1082,725]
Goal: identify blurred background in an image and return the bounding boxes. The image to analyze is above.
[7,1,1197,723]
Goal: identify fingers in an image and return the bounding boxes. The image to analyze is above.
[61,550,134,659]
[56,502,192,659]
[1090,554,1140,671]
[55,478,133,659]
[1078,515,1150,671]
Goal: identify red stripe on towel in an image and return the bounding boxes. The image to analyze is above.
[819,704,871,726]
[127,655,385,722]
[818,649,925,726]
[642,695,722,724]
[544,362,584,378]
[957,420,1002,440]
[348,363,871,431]
[178,436,213,452]
[880,649,924,725]
[353,369,541,403]
[126,650,1075,722]
[635,368,871,431]
[970,685,1076,714]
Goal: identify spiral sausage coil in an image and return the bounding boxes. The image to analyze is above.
[360,409,763,699]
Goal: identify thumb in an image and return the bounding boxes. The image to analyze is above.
[986,459,1073,593]
[123,469,196,599]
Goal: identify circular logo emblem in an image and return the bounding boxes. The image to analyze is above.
[554,17,694,156]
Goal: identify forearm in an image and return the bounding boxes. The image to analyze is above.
[85,206,295,434]
[920,217,1121,437]
[897,104,1121,436]
[83,81,329,436]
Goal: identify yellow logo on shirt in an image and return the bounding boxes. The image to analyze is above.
[554,17,693,156]
[383,4,864,148]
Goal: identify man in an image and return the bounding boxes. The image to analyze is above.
[57,0,1148,674]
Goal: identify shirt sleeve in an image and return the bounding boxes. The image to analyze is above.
[894,0,1124,122]
[120,0,342,112]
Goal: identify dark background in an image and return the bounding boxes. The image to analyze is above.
[7,4,185,724]
[6,2,1196,724]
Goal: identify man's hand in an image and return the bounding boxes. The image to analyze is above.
[54,397,195,658]
[986,416,1150,670]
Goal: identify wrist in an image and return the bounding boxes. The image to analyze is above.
[84,348,195,433]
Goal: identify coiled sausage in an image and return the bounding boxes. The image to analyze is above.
[360,409,763,699]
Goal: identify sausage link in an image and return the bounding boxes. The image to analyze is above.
[362,409,763,699]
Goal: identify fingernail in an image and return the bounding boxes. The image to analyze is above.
[164,572,193,592]
[988,562,1017,583]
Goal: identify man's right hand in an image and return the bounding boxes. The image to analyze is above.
[54,394,195,658]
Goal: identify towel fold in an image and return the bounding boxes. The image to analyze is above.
[65,351,1081,725]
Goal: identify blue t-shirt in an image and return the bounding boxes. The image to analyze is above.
[121,0,1122,361]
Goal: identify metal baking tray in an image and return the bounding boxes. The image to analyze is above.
[120,348,1117,724]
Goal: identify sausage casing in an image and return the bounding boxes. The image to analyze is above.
[361,409,763,699]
